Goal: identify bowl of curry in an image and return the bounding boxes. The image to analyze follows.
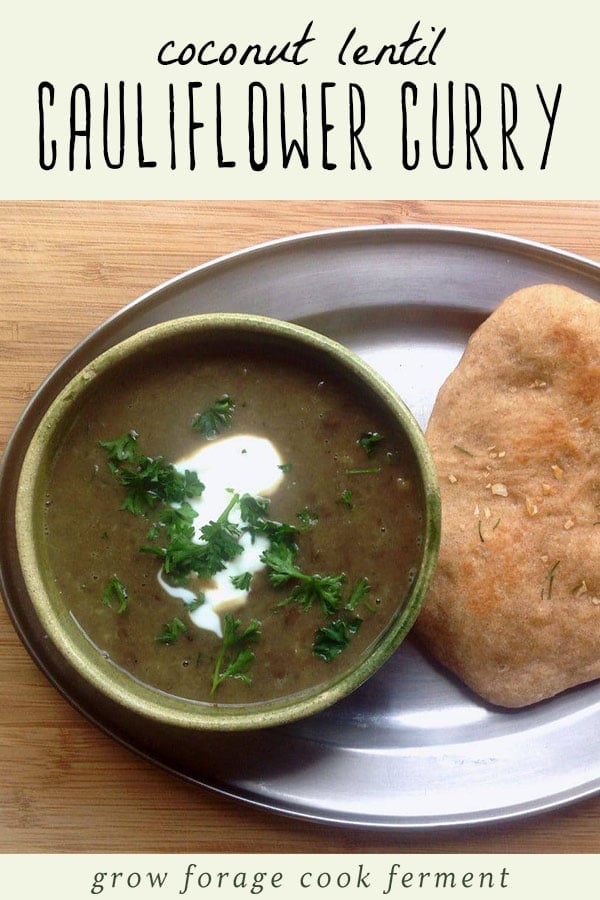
[15,314,440,730]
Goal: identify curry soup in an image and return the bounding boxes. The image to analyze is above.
[43,336,424,706]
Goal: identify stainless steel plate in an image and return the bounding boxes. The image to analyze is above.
[3,224,600,829]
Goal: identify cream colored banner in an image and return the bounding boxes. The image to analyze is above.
[0,853,597,897]
[1,0,599,197]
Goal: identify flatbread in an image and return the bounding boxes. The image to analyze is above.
[415,283,600,707]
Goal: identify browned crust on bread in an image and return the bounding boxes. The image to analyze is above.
[415,284,600,707]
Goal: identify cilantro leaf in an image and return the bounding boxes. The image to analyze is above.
[143,534,222,583]
[192,395,235,438]
[146,501,198,542]
[296,506,319,528]
[98,431,139,467]
[288,573,345,616]
[339,489,354,509]
[261,543,345,616]
[142,492,243,583]
[199,520,242,562]
[156,616,188,645]
[261,542,302,588]
[313,616,362,662]
[100,574,129,614]
[100,433,205,516]
[239,493,271,527]
[231,571,252,590]
[211,615,261,694]
[239,493,299,545]
[185,594,206,612]
[357,431,384,456]
[345,576,373,611]
[117,456,203,513]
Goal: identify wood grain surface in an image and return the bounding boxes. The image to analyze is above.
[1,200,600,853]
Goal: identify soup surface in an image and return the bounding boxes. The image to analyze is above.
[44,339,424,706]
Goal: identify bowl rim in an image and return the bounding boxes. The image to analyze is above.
[15,312,440,731]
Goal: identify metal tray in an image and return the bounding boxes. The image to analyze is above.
[3,224,600,829]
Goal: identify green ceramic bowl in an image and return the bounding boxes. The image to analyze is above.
[15,314,440,731]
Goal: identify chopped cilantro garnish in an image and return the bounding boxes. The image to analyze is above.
[239,493,271,527]
[192,395,235,438]
[260,541,301,587]
[99,431,139,466]
[231,571,252,591]
[357,432,384,456]
[185,594,206,613]
[239,492,299,544]
[296,506,319,528]
[198,492,243,560]
[198,519,242,563]
[146,501,197,542]
[313,616,362,662]
[339,489,354,509]
[143,493,243,583]
[156,617,188,645]
[252,518,299,544]
[278,462,293,473]
[100,432,204,516]
[262,543,345,616]
[142,535,213,582]
[345,577,372,611]
[289,573,346,616]
[210,615,261,694]
[100,574,129,614]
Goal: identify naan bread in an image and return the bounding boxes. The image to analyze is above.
[416,284,600,707]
